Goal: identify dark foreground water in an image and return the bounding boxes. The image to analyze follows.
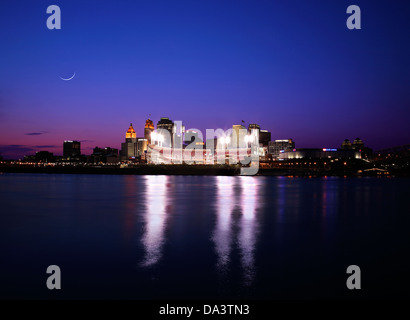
[0,173,409,299]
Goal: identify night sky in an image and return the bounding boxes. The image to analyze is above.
[0,0,409,159]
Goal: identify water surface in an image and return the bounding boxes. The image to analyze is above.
[0,174,409,299]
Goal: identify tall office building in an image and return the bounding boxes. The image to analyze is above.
[63,140,81,158]
[248,124,261,144]
[268,139,295,159]
[247,124,271,147]
[92,147,119,164]
[248,124,261,132]
[341,139,352,149]
[157,117,174,133]
[232,124,246,147]
[352,138,364,150]
[341,137,372,159]
[137,138,148,159]
[120,123,137,161]
[173,121,185,149]
[259,130,271,148]
[342,138,365,150]
[156,117,174,148]
[144,118,154,144]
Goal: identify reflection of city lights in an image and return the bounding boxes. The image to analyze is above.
[213,176,234,272]
[239,176,259,286]
[141,175,168,267]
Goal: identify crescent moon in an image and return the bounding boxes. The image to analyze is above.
[59,72,76,81]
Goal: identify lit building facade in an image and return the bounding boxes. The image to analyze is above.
[154,117,185,149]
[247,124,271,159]
[232,124,246,147]
[137,138,148,159]
[120,123,137,161]
[144,119,154,144]
[269,139,295,159]
[156,117,174,148]
[157,117,174,134]
[278,148,361,160]
[340,137,372,159]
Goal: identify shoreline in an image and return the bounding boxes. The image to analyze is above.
[1,164,407,177]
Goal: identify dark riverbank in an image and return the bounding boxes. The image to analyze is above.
[1,164,407,177]
[0,164,239,176]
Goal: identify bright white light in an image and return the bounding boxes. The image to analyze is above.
[225,136,231,144]
[220,137,225,144]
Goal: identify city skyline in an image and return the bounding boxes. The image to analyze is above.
[1,1,409,159]
[0,116,372,159]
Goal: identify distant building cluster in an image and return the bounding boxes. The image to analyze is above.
[18,117,373,165]
[275,137,373,161]
[116,117,371,165]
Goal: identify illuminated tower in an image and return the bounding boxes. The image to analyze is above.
[125,123,137,139]
[144,118,154,143]
[120,123,137,161]
[232,124,246,147]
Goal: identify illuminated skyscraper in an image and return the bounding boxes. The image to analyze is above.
[120,123,137,161]
[125,123,137,139]
[144,118,154,144]
[156,117,174,148]
[232,124,246,147]
[157,117,174,134]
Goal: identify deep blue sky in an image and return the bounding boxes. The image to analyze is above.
[0,0,409,158]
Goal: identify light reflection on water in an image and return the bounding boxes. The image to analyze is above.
[238,177,260,286]
[212,176,260,286]
[1,174,408,299]
[212,176,234,272]
[140,175,169,267]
